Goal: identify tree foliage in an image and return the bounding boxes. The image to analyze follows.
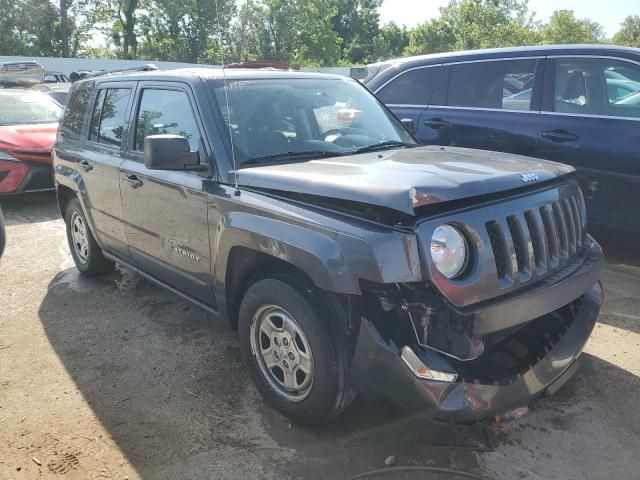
[612,15,640,48]
[1,0,638,66]
[540,10,605,45]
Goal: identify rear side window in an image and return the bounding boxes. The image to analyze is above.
[134,89,201,151]
[552,58,640,119]
[376,67,439,105]
[89,88,131,147]
[60,82,94,140]
[446,59,537,110]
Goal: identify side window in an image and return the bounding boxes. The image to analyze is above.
[447,59,537,110]
[60,82,94,140]
[88,88,131,147]
[134,89,201,152]
[376,67,438,105]
[552,58,640,118]
[88,90,106,141]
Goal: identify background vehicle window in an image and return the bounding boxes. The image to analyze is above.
[553,58,640,118]
[447,59,537,110]
[60,82,93,140]
[89,88,131,147]
[376,67,438,105]
[134,89,201,151]
[0,92,61,126]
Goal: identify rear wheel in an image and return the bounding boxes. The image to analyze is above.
[65,197,114,276]
[238,277,355,425]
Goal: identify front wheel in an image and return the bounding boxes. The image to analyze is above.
[64,197,114,276]
[238,277,355,425]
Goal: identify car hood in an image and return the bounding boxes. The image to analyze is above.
[236,146,575,215]
[0,123,57,164]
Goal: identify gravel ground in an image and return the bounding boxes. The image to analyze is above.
[0,192,638,480]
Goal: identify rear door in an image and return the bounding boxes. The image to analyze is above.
[374,65,441,134]
[536,56,640,231]
[70,82,133,256]
[119,82,214,305]
[421,57,544,157]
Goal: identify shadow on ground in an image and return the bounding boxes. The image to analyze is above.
[38,267,491,480]
[0,191,59,226]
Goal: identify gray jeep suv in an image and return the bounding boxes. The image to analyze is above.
[54,67,603,426]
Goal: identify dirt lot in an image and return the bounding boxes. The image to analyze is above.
[1,192,639,480]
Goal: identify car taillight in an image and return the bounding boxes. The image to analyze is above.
[0,159,29,193]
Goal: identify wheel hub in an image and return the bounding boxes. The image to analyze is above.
[250,305,314,402]
[70,211,89,264]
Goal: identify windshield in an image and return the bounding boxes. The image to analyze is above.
[0,92,62,126]
[209,77,415,166]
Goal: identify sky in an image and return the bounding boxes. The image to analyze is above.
[378,0,637,38]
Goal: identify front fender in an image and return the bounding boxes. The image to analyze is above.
[213,210,422,296]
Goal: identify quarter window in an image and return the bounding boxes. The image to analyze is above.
[376,67,439,105]
[89,88,131,147]
[134,89,201,152]
[60,82,93,140]
[446,59,537,110]
[552,58,640,119]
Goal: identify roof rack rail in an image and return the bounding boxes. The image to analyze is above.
[85,64,159,78]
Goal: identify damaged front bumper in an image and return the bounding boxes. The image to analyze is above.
[350,240,603,424]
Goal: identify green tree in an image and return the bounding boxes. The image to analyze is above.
[332,0,382,64]
[612,15,640,48]
[404,0,539,57]
[540,10,604,44]
[373,22,410,60]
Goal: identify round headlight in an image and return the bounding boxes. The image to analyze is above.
[430,225,468,279]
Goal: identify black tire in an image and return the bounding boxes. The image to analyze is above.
[64,197,114,276]
[238,277,355,426]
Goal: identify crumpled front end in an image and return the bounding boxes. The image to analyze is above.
[350,240,602,422]
[349,179,604,423]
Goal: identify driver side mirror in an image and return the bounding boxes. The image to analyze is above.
[144,134,206,171]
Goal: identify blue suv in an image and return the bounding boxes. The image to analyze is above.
[365,45,640,232]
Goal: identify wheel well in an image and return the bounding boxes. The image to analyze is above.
[225,247,322,331]
[56,185,76,218]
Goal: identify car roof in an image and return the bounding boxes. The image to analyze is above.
[80,68,348,86]
[374,44,640,68]
[0,88,51,96]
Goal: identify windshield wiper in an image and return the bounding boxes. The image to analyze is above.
[241,150,344,166]
[350,140,417,154]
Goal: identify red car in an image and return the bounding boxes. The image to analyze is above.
[0,90,61,194]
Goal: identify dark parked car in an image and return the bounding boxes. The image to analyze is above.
[365,44,640,232]
[54,67,603,425]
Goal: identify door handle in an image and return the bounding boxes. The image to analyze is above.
[78,160,93,172]
[123,174,143,188]
[541,130,579,143]
[424,118,451,129]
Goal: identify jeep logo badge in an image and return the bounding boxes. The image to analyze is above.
[521,173,539,183]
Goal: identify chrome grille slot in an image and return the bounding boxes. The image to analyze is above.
[524,210,548,274]
[569,196,583,248]
[486,220,510,280]
[539,205,560,269]
[552,201,569,261]
[506,215,533,281]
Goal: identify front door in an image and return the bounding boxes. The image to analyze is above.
[119,83,214,305]
[537,56,640,231]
